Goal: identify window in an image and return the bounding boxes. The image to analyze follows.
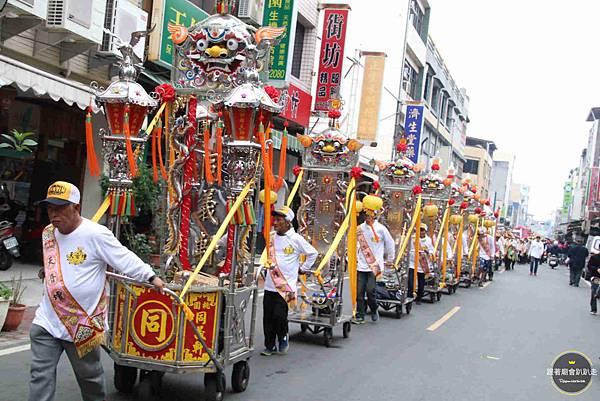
[464,158,479,175]
[291,22,306,79]
[410,0,424,35]
[402,60,418,99]
[423,71,433,103]
[431,83,441,115]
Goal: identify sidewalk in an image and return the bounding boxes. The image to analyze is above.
[0,261,42,350]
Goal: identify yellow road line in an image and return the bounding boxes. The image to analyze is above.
[427,306,461,331]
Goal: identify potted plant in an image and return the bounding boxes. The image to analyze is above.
[0,129,38,159]
[2,273,27,332]
[0,283,12,330]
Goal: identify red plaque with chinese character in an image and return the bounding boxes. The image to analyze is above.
[111,284,220,363]
[314,8,350,111]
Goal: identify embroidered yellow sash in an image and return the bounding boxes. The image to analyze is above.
[42,225,107,358]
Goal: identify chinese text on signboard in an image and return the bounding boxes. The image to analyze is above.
[158,0,209,66]
[314,8,349,111]
[356,53,385,141]
[404,104,424,163]
[263,0,295,81]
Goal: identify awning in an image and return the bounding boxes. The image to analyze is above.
[0,54,99,112]
[140,70,170,86]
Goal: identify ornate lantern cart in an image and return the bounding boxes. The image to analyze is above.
[97,3,286,400]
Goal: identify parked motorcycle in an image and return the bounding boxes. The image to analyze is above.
[548,254,559,269]
[0,220,20,270]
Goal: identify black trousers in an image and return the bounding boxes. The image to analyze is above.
[263,290,288,349]
[408,269,425,301]
[356,271,377,318]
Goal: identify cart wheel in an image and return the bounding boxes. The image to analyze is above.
[436,291,442,302]
[342,322,351,338]
[114,363,137,394]
[300,323,309,333]
[429,292,436,303]
[204,372,226,401]
[231,361,250,393]
[465,280,472,288]
[454,285,459,294]
[405,302,412,315]
[395,305,402,319]
[136,370,161,401]
[324,328,333,347]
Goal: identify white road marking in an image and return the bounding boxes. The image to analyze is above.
[427,306,461,331]
[486,355,501,360]
[481,281,491,288]
[0,344,30,357]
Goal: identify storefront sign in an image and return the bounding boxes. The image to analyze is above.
[404,104,425,163]
[587,167,600,207]
[314,8,349,111]
[356,52,386,141]
[148,0,210,67]
[281,83,311,127]
[263,0,297,81]
[562,181,573,217]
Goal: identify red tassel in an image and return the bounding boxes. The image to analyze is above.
[203,124,214,183]
[123,104,138,177]
[130,192,136,217]
[118,191,126,216]
[85,108,100,176]
[216,121,223,186]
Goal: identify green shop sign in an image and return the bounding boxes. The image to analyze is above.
[154,0,210,67]
[263,0,297,81]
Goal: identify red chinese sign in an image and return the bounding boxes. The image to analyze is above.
[111,284,220,363]
[314,8,350,111]
[281,83,312,127]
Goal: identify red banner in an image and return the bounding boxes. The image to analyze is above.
[281,83,312,127]
[314,8,349,111]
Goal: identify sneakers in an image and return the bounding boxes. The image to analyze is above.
[590,311,597,315]
[371,310,379,322]
[351,317,365,325]
[260,346,277,356]
[278,336,289,354]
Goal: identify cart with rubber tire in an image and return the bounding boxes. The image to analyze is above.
[287,252,353,347]
[372,155,420,317]
[105,271,256,401]
[290,107,362,346]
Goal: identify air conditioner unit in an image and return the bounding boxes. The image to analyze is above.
[45,0,106,44]
[237,0,264,27]
[99,0,148,60]
[7,0,47,18]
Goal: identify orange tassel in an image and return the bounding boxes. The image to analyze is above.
[216,121,223,186]
[156,120,168,180]
[274,130,287,190]
[151,125,158,183]
[85,109,100,176]
[368,222,380,242]
[203,124,214,183]
[123,104,138,177]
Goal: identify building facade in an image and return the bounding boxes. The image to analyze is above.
[463,136,496,199]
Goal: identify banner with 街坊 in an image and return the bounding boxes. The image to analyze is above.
[314,7,350,111]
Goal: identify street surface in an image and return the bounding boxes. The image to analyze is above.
[1,263,599,401]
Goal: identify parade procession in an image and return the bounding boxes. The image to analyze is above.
[3,0,600,400]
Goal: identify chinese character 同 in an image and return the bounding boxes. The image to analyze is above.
[141,309,168,342]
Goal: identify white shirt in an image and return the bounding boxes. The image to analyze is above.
[409,235,435,273]
[357,221,395,273]
[496,237,506,256]
[264,228,318,294]
[33,218,155,341]
[529,240,545,259]
[478,234,495,260]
